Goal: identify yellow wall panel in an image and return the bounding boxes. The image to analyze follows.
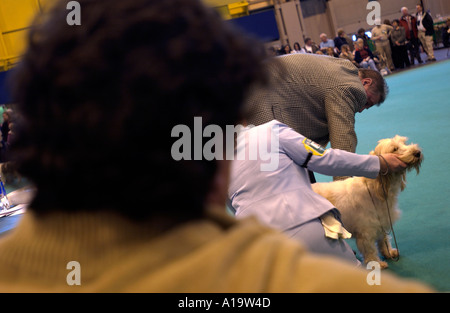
[0,0,48,71]
[2,32,27,56]
[0,0,39,31]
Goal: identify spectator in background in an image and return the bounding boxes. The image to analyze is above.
[0,108,12,162]
[303,38,319,54]
[399,7,423,65]
[326,47,338,58]
[356,28,370,48]
[334,29,348,53]
[371,19,394,71]
[343,29,355,52]
[391,19,410,69]
[319,33,335,51]
[292,42,306,54]
[416,4,436,62]
[280,44,293,55]
[443,17,450,48]
[0,110,9,144]
[339,44,359,67]
[384,19,395,59]
[354,39,379,71]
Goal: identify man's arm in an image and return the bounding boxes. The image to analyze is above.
[324,85,367,180]
[385,24,394,33]
[324,86,366,153]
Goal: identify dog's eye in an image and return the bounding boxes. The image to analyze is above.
[392,147,398,152]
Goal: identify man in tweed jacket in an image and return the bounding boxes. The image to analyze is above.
[245,53,388,180]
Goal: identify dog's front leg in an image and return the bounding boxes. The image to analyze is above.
[356,235,388,269]
[377,235,399,261]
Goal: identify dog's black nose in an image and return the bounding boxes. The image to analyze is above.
[414,151,421,158]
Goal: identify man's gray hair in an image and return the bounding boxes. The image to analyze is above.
[358,69,389,105]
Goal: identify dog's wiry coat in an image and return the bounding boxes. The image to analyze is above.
[312,136,423,268]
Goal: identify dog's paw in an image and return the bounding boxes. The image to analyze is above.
[379,261,389,269]
[364,258,389,269]
[387,248,399,259]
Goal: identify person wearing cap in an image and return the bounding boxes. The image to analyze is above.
[371,19,395,71]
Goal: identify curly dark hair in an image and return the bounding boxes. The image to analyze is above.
[11,0,266,221]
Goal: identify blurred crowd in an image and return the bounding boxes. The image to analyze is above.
[269,5,450,76]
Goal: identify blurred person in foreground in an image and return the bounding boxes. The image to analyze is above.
[0,0,432,292]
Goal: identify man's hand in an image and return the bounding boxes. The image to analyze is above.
[379,153,407,174]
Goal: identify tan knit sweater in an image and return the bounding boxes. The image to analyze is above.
[0,209,433,292]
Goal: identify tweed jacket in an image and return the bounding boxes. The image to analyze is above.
[245,53,367,154]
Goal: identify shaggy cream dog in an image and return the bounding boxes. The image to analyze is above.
[312,136,423,268]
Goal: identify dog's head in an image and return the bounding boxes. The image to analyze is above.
[370,135,423,173]
[369,135,423,194]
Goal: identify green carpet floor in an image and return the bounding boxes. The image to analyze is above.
[316,59,450,291]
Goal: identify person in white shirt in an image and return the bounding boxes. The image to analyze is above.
[228,120,406,265]
[416,4,436,61]
[303,38,318,54]
[291,42,306,54]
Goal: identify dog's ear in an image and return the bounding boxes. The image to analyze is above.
[374,138,389,155]
[400,172,407,191]
[395,135,408,143]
